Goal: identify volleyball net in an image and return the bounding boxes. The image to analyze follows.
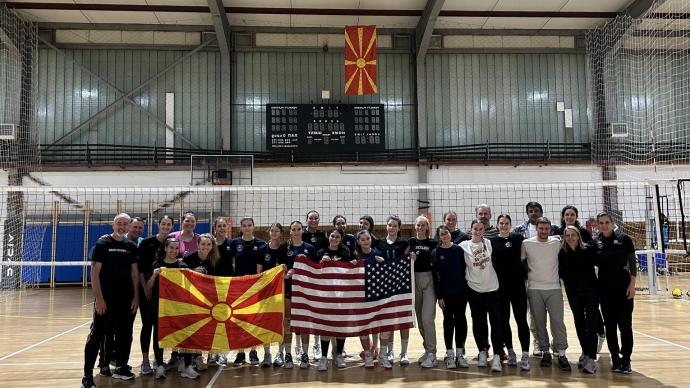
[0,180,685,295]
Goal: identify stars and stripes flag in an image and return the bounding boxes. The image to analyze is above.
[290,254,415,337]
[344,25,378,95]
[157,266,284,352]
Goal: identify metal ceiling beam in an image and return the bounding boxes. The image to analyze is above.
[624,0,658,19]
[415,0,444,59]
[207,0,233,151]
[47,37,217,148]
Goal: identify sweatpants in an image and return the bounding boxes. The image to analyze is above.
[414,271,437,354]
[84,301,136,375]
[565,288,599,359]
[527,288,568,353]
[139,287,154,355]
[467,288,502,353]
[600,293,634,362]
[441,292,467,350]
[499,281,530,352]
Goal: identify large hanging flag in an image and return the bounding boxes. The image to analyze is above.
[290,254,414,337]
[344,25,378,96]
[158,266,284,352]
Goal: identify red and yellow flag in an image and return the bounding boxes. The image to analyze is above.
[344,25,378,95]
[158,266,284,352]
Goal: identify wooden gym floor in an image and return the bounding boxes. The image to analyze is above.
[1,279,689,388]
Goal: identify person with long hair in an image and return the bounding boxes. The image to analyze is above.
[146,237,189,379]
[375,215,411,366]
[257,223,285,368]
[460,220,503,372]
[353,230,385,369]
[435,211,470,243]
[358,215,379,356]
[333,215,357,255]
[559,226,599,374]
[594,212,636,374]
[315,228,352,371]
[206,217,233,367]
[408,215,439,368]
[490,214,530,371]
[302,210,328,362]
[169,211,200,257]
[136,215,174,376]
[431,225,468,369]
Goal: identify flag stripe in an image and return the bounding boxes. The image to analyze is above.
[291,307,412,326]
[291,298,411,316]
[292,279,363,292]
[290,290,363,303]
[292,293,409,311]
[291,274,363,286]
[291,319,413,337]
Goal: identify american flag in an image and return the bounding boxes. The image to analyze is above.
[290,254,414,337]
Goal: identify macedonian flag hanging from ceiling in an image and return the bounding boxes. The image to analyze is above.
[158,266,284,352]
[344,25,378,96]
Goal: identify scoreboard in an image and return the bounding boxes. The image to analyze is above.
[266,104,385,152]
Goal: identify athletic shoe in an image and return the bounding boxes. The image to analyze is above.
[583,357,597,374]
[621,360,632,374]
[335,354,347,368]
[166,354,179,371]
[260,352,272,368]
[99,365,111,377]
[387,349,394,363]
[217,353,228,366]
[420,353,437,368]
[112,367,135,380]
[177,359,185,372]
[444,349,457,369]
[417,352,428,365]
[540,352,552,368]
[578,353,585,368]
[456,350,469,368]
[532,340,543,356]
[317,357,328,371]
[194,355,208,371]
[299,353,310,369]
[207,354,218,367]
[378,354,392,369]
[313,342,322,362]
[283,353,294,369]
[180,365,199,379]
[507,349,517,366]
[491,355,502,372]
[498,348,508,362]
[248,350,260,365]
[233,352,246,367]
[140,360,153,375]
[520,353,531,371]
[558,355,571,371]
[273,352,284,367]
[611,358,622,373]
[154,365,166,379]
[363,350,375,368]
[477,351,488,367]
[295,342,303,358]
[399,352,409,366]
[597,335,606,354]
[81,375,96,388]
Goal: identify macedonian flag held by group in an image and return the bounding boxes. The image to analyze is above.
[158,266,284,352]
[344,25,377,95]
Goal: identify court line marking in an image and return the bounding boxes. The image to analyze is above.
[205,365,224,388]
[0,361,81,366]
[633,330,690,352]
[0,314,90,321]
[0,320,92,362]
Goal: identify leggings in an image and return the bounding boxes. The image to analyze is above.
[139,288,154,355]
[441,292,467,350]
[320,337,345,357]
[499,281,530,352]
[467,288,502,353]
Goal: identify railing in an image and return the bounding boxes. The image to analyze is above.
[36,142,593,166]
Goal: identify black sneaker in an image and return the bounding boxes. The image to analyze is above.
[233,352,246,367]
[540,352,552,368]
[611,358,623,373]
[81,375,96,388]
[98,365,111,377]
[112,367,135,380]
[249,349,260,365]
[621,360,632,374]
[557,355,571,371]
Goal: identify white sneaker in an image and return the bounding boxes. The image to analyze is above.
[387,349,394,363]
[194,355,208,371]
[181,365,199,379]
[532,340,543,356]
[456,350,469,368]
[364,351,374,368]
[313,342,322,362]
[317,357,328,371]
[140,360,153,375]
[154,365,166,379]
[335,354,346,368]
[444,349,457,369]
[417,352,428,365]
[217,353,228,366]
[421,353,437,368]
[399,352,409,366]
[478,351,488,367]
[597,335,606,354]
[583,357,598,374]
[378,354,392,369]
[507,349,517,366]
[273,352,284,367]
[520,352,531,371]
[491,355,502,372]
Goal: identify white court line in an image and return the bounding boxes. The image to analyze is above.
[0,320,92,362]
[633,330,690,352]
[205,365,224,388]
[0,361,81,366]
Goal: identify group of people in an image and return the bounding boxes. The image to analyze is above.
[81,202,637,388]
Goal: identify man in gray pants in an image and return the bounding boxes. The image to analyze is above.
[521,217,571,371]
